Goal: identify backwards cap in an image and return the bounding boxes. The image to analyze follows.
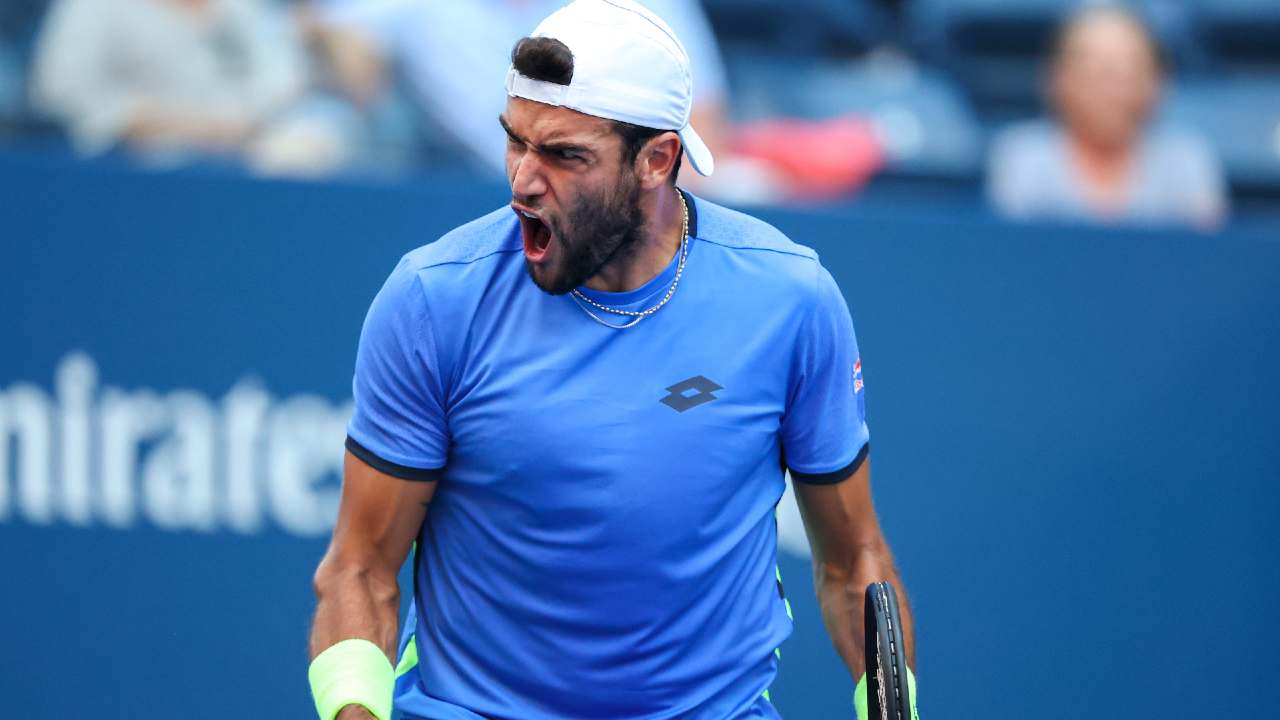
[505,0,715,176]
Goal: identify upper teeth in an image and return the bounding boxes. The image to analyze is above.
[521,211,538,219]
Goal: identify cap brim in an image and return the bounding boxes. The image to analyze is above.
[679,124,715,176]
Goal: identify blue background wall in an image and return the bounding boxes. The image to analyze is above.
[1,155,1278,718]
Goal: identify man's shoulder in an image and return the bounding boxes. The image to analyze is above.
[374,207,520,317]
[691,196,826,298]
[399,206,521,274]
[692,196,818,262]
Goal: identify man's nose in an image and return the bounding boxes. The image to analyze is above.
[510,150,548,202]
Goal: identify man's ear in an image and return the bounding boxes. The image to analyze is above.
[637,132,681,189]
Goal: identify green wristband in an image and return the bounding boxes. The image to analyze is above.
[854,666,918,720]
[309,639,395,720]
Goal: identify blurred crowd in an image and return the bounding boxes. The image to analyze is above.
[2,0,1278,230]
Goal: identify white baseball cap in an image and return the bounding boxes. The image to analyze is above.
[504,0,715,176]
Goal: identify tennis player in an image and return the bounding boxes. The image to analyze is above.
[308,2,917,718]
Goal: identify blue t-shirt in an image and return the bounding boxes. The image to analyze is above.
[346,192,869,720]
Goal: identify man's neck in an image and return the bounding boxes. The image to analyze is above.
[584,186,685,294]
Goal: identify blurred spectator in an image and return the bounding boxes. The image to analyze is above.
[0,0,47,130]
[292,2,424,174]
[317,0,807,202]
[0,42,19,124]
[30,0,375,176]
[988,6,1228,230]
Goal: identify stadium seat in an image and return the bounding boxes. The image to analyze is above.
[1188,0,1280,74]
[1160,78,1280,196]
[726,54,983,180]
[906,0,1068,115]
[0,0,54,137]
[0,45,19,126]
[906,0,1197,120]
[700,0,894,57]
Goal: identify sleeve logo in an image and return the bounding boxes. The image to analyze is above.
[853,356,864,394]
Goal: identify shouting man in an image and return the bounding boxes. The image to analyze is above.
[308,2,917,718]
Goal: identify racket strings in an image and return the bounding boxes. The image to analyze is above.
[874,659,888,719]
[876,585,906,720]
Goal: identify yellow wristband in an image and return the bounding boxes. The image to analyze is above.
[308,639,395,720]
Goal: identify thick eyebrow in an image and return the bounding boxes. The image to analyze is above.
[498,115,524,144]
[498,115,594,158]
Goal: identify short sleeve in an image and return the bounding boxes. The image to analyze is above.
[345,260,448,481]
[781,265,870,484]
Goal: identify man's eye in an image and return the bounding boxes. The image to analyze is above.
[553,149,580,161]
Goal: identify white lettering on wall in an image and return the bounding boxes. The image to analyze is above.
[0,353,350,537]
[142,391,217,532]
[100,387,164,528]
[266,395,349,536]
[1,383,54,524]
[223,381,269,534]
[57,354,94,526]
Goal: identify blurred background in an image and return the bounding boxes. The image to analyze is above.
[1,0,1277,718]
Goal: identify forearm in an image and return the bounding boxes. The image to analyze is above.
[814,544,915,680]
[309,557,401,661]
[307,455,434,720]
[123,104,254,151]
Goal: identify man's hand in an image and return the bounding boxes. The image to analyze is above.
[336,705,377,720]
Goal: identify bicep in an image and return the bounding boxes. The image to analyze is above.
[794,458,884,566]
[326,450,436,574]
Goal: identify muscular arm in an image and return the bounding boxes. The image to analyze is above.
[309,451,436,718]
[794,457,915,680]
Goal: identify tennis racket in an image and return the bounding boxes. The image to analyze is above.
[864,581,912,720]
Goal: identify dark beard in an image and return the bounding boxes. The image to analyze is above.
[525,173,644,295]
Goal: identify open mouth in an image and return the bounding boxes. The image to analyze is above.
[515,207,553,263]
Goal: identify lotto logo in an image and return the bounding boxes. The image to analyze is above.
[853,356,864,393]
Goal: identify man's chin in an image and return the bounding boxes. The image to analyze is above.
[525,260,578,296]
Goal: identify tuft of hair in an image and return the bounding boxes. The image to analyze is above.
[509,35,682,184]
[512,37,575,86]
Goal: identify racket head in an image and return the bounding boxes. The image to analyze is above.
[864,581,912,720]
